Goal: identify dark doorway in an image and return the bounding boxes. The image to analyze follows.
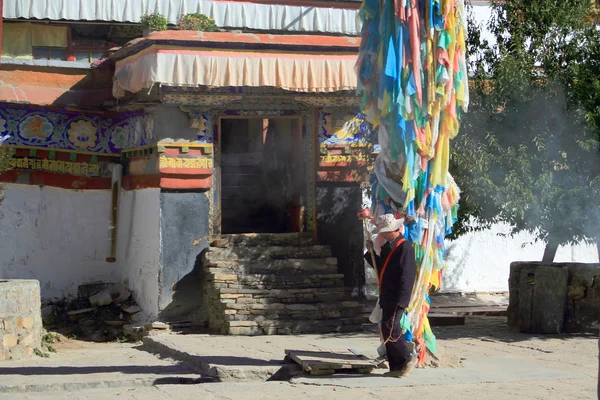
[219,117,304,234]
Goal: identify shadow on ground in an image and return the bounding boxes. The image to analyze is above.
[433,316,596,343]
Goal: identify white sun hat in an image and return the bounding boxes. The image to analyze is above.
[374,213,404,234]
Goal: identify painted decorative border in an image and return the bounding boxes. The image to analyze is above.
[0,104,156,154]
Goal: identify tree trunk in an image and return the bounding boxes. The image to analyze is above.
[542,239,559,263]
[596,241,600,263]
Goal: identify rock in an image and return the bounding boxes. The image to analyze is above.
[89,291,112,307]
[68,308,94,317]
[123,324,145,341]
[210,238,229,248]
[89,284,131,307]
[229,321,258,327]
[109,284,131,304]
[121,305,142,314]
[41,305,55,324]
[145,321,169,330]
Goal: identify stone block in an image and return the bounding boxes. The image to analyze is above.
[286,304,318,311]
[16,316,33,330]
[249,309,269,315]
[122,305,142,315]
[249,303,286,311]
[322,311,342,318]
[228,326,262,335]
[229,321,258,327]
[18,333,35,347]
[227,304,250,310]
[213,274,238,282]
[236,297,258,304]
[220,294,244,299]
[89,290,112,307]
[224,309,237,315]
[3,334,18,348]
[509,262,569,333]
[146,322,169,330]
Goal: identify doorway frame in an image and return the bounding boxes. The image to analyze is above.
[216,115,305,235]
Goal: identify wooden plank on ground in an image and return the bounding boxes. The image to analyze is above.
[285,349,377,374]
[429,306,507,316]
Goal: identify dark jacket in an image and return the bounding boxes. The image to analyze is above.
[364,237,417,311]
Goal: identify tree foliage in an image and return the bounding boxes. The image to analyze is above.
[450,0,600,258]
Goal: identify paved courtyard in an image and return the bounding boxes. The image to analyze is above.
[0,317,596,399]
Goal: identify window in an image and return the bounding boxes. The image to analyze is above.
[75,50,105,63]
[32,47,67,61]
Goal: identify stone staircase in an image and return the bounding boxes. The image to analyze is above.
[202,233,366,335]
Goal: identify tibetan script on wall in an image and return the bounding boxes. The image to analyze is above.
[10,157,101,177]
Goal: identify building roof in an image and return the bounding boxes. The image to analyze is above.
[3,0,362,35]
[110,31,361,60]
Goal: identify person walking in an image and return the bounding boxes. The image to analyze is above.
[365,213,418,377]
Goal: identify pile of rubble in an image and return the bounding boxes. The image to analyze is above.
[40,283,165,342]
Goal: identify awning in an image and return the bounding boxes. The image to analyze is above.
[3,0,361,35]
[113,45,359,97]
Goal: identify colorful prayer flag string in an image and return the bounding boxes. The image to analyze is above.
[357,0,469,365]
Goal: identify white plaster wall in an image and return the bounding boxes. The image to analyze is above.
[117,188,161,319]
[443,222,600,293]
[0,184,118,299]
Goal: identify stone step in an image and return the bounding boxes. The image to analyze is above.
[205,245,332,262]
[209,272,345,290]
[217,287,353,303]
[227,318,367,335]
[211,233,315,248]
[222,300,363,314]
[225,308,366,321]
[203,258,339,275]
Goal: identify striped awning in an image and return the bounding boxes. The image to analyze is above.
[113,44,359,97]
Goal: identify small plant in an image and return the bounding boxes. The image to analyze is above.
[33,348,50,358]
[42,332,59,344]
[177,13,218,32]
[140,13,168,32]
[42,332,59,353]
[116,335,129,343]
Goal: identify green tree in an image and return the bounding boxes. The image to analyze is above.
[450,0,600,261]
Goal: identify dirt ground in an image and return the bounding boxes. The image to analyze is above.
[0,316,596,399]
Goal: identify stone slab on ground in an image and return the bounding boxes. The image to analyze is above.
[0,341,203,393]
[292,354,582,387]
[142,330,460,381]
